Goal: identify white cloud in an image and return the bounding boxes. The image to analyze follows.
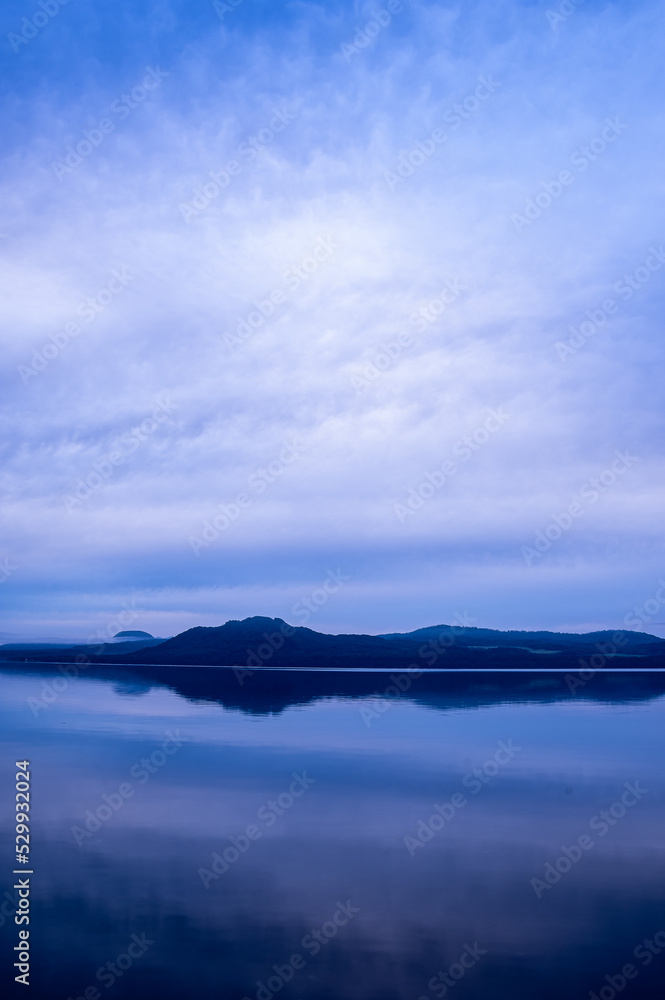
[1,0,664,634]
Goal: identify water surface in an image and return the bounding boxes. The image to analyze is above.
[1,665,664,999]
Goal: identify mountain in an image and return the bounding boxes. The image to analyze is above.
[115,617,422,668]
[113,630,156,639]
[2,616,662,669]
[380,624,665,656]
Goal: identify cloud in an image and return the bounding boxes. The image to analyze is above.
[1,0,664,636]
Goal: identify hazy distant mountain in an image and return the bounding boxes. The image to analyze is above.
[3,616,661,669]
[113,630,155,640]
[0,637,166,654]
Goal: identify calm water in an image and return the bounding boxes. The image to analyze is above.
[1,664,664,1000]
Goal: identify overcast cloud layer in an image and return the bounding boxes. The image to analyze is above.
[1,0,664,640]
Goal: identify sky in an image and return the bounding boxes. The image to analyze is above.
[1,0,664,641]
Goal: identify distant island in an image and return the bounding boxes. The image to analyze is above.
[114,630,155,639]
[0,616,663,670]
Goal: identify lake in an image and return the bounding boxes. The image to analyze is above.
[1,664,664,999]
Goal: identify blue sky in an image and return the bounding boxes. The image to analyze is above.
[1,0,664,640]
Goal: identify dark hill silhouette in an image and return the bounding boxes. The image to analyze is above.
[116,617,427,668]
[2,616,662,669]
[381,624,665,657]
[112,616,665,668]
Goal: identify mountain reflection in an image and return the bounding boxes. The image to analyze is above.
[1,667,664,999]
